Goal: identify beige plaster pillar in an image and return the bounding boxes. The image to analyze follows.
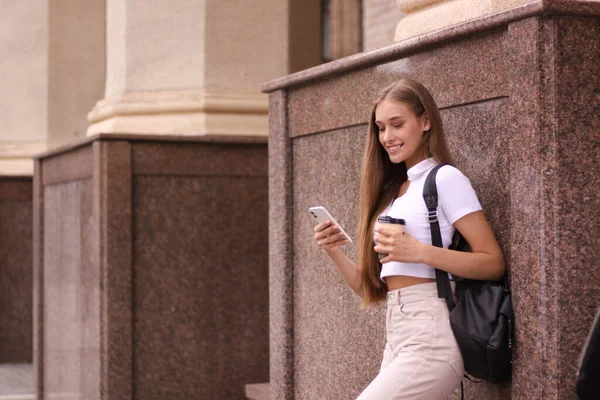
[88,0,312,137]
[0,1,105,175]
[395,0,532,41]
[0,3,47,176]
[363,0,403,51]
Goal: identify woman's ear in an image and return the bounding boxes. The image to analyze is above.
[422,113,431,132]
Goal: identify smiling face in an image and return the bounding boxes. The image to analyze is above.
[374,99,431,169]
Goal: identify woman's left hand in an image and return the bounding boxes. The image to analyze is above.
[374,222,425,264]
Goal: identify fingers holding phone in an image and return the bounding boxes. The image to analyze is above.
[314,220,348,249]
[309,206,352,250]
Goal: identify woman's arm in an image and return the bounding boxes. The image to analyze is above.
[374,211,505,280]
[314,221,363,295]
[422,211,505,280]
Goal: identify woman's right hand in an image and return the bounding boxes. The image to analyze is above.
[314,220,349,250]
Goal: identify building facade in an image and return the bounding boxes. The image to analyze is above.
[0,1,598,399]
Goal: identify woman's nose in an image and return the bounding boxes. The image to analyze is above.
[382,128,390,143]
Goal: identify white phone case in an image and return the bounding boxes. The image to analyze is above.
[308,206,352,242]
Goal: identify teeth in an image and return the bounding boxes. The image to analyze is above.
[388,145,401,151]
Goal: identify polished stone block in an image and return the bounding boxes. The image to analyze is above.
[267,90,295,400]
[34,135,269,400]
[288,29,508,138]
[43,180,100,398]
[292,127,383,399]
[0,177,33,363]
[265,2,600,399]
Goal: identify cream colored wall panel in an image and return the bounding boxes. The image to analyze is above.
[105,0,127,99]
[205,0,288,92]
[48,0,106,147]
[124,0,207,92]
[0,1,105,175]
[0,2,48,142]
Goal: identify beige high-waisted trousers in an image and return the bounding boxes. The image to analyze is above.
[357,282,463,400]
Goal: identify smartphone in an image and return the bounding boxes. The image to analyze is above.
[308,206,352,242]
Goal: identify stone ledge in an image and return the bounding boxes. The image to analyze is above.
[33,133,268,161]
[261,0,600,93]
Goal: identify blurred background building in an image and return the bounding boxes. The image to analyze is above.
[0,1,598,399]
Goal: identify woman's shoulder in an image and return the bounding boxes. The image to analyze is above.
[433,164,482,219]
[435,164,470,183]
[432,164,477,196]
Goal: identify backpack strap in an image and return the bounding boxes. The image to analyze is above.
[423,164,456,311]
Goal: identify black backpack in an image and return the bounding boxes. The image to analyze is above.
[423,164,514,384]
[576,307,600,399]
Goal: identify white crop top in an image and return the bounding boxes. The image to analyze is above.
[378,158,482,281]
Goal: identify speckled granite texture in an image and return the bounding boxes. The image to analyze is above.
[553,17,600,399]
[268,91,295,400]
[288,29,507,138]
[32,162,44,396]
[265,4,600,400]
[292,126,384,399]
[507,16,553,400]
[0,177,33,363]
[43,179,100,398]
[33,136,269,400]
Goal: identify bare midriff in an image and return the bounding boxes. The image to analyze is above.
[386,275,436,291]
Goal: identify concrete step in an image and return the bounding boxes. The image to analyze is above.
[245,382,269,400]
[0,363,33,400]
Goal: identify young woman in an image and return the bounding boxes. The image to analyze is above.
[313,78,505,399]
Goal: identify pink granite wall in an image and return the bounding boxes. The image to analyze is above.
[0,177,33,363]
[265,2,600,399]
[34,136,269,400]
[508,14,600,399]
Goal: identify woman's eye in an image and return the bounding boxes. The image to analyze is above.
[378,127,385,132]
[393,124,403,129]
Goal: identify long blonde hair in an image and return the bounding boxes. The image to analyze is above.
[358,78,455,306]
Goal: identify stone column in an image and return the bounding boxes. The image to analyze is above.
[0,1,105,176]
[87,0,302,137]
[0,3,48,176]
[264,3,600,399]
[363,0,404,51]
[0,0,104,383]
[395,0,530,42]
[34,134,270,400]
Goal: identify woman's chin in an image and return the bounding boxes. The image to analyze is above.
[387,155,405,164]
